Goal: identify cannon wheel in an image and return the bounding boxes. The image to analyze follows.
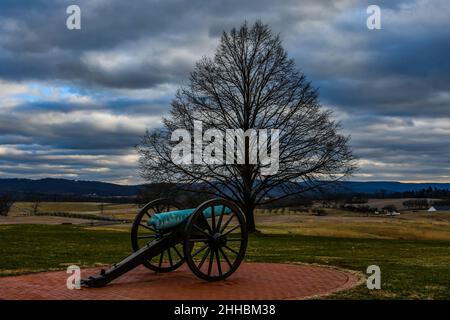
[183,199,248,281]
[131,198,185,272]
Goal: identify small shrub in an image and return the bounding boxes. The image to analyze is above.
[0,194,15,216]
[382,205,397,213]
[312,208,327,216]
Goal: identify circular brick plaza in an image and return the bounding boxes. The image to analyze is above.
[0,263,361,300]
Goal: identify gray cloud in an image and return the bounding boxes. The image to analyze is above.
[0,0,449,183]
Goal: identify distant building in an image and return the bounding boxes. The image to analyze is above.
[428,205,450,212]
[385,211,400,216]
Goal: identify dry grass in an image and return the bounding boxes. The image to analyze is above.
[255,209,450,241]
[6,202,450,242]
[9,202,139,218]
[344,198,438,210]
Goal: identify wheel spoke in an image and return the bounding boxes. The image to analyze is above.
[139,223,156,232]
[189,238,209,242]
[223,244,239,255]
[172,245,183,259]
[216,206,226,232]
[207,250,214,276]
[191,244,208,257]
[219,246,233,268]
[215,248,222,276]
[220,213,235,233]
[193,224,212,238]
[158,252,164,269]
[222,224,240,236]
[198,247,210,269]
[167,248,173,267]
[200,215,214,235]
[137,234,156,239]
[210,206,216,232]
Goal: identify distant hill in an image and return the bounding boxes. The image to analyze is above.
[0,178,143,198]
[0,178,449,199]
[329,181,450,194]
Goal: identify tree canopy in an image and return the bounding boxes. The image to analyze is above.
[139,21,356,231]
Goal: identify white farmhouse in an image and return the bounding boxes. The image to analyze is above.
[428,205,450,212]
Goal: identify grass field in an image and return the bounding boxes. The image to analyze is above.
[1,203,449,299]
[0,215,450,299]
[9,202,139,219]
[255,212,450,241]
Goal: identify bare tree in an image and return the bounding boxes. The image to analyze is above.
[0,194,15,216]
[139,21,356,232]
[31,198,41,216]
[99,203,105,215]
[136,183,179,205]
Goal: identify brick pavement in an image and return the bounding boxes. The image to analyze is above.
[0,263,360,300]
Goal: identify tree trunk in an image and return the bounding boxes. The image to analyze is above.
[242,201,256,233]
[241,165,257,233]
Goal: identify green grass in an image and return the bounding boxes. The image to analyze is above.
[0,224,449,299]
[247,233,450,299]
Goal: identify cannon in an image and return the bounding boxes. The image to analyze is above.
[81,198,248,287]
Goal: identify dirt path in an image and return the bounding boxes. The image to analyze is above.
[0,216,90,225]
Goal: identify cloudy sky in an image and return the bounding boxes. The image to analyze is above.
[0,0,449,184]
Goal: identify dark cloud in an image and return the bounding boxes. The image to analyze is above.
[0,0,351,89]
[0,0,449,183]
[0,109,159,150]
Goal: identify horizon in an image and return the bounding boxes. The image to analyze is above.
[1,1,449,184]
[2,176,450,187]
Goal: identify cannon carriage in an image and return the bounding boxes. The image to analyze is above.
[82,198,248,287]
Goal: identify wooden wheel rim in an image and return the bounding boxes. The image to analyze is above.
[183,199,248,281]
[131,198,185,272]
